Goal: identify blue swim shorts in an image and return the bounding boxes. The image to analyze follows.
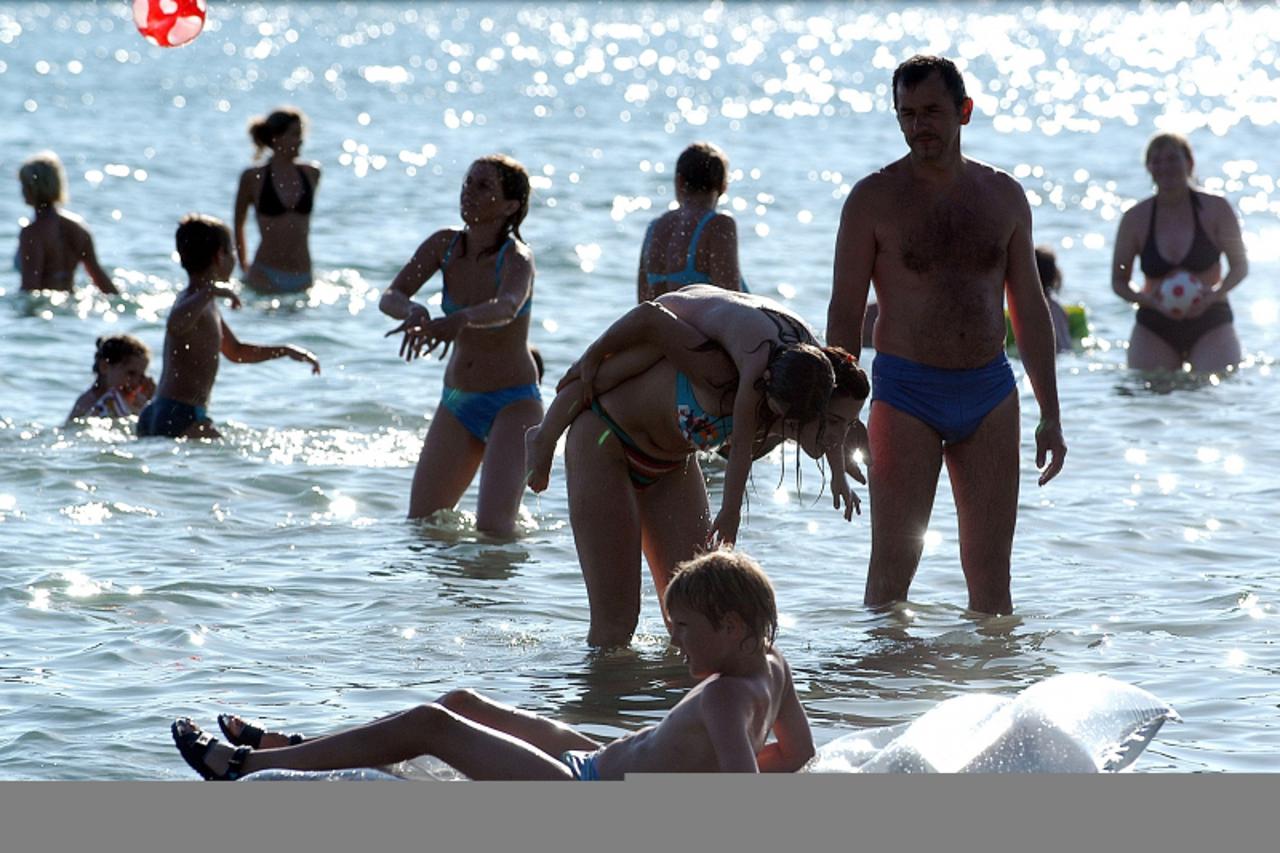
[871,351,1016,444]
[136,397,210,438]
[560,749,603,781]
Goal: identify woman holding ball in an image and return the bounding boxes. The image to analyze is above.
[1110,133,1248,373]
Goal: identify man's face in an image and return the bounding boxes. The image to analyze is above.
[895,72,972,160]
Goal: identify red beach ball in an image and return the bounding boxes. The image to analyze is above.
[133,0,207,48]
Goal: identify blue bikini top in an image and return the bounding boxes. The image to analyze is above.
[439,232,532,318]
[675,371,733,451]
[642,211,749,292]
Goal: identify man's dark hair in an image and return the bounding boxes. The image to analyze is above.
[892,55,968,110]
[175,214,232,273]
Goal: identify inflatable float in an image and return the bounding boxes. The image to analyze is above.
[241,673,1178,780]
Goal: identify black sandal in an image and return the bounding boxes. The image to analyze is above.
[171,718,253,781]
[217,713,306,748]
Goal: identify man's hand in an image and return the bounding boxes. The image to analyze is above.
[1035,418,1066,486]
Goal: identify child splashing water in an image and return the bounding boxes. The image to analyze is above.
[66,335,155,422]
[527,285,871,546]
[171,550,815,779]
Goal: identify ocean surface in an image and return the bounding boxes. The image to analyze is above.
[1,1,1277,778]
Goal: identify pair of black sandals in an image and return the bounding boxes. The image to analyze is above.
[171,714,307,781]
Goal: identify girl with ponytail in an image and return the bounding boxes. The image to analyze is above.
[379,155,541,536]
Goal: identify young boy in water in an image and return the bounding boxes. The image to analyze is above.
[171,549,815,779]
[137,214,319,438]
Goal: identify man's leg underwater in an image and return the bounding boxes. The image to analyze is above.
[866,400,945,608]
[944,392,1019,615]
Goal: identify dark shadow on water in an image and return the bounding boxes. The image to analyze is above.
[1113,367,1237,396]
[371,518,536,607]
[537,642,691,736]
[804,600,1059,730]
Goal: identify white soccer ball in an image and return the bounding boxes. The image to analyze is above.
[1155,270,1203,319]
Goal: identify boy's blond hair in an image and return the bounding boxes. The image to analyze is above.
[19,151,67,207]
[664,550,778,652]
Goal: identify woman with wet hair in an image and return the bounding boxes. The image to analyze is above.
[234,107,321,293]
[380,155,541,537]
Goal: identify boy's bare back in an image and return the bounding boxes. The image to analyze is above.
[590,645,810,777]
[156,290,225,408]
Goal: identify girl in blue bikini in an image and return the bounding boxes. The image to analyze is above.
[381,155,541,537]
[637,142,745,301]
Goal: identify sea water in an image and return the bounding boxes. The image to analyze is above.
[0,1,1277,778]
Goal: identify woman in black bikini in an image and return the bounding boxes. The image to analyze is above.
[1110,133,1248,373]
[233,108,321,294]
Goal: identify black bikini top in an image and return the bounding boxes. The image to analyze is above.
[258,162,314,216]
[1140,191,1220,278]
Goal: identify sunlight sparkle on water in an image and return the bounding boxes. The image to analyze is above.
[63,571,106,598]
[1124,448,1147,465]
[1225,649,1248,668]
[1196,447,1222,463]
[1251,299,1278,325]
[1156,473,1178,494]
[1223,455,1245,475]
[329,495,357,519]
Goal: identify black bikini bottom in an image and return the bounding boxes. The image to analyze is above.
[1135,302,1233,358]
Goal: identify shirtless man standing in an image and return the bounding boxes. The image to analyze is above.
[826,55,1066,615]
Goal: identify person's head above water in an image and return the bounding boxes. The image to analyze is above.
[249,107,307,158]
[92,334,150,389]
[892,55,968,111]
[664,549,778,656]
[1145,132,1195,189]
[759,342,836,425]
[675,141,729,198]
[891,56,974,161]
[19,151,67,208]
[1035,246,1062,294]
[462,154,531,246]
[175,214,234,275]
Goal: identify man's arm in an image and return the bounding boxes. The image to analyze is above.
[755,662,815,773]
[826,180,878,360]
[1004,185,1066,485]
[824,180,877,508]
